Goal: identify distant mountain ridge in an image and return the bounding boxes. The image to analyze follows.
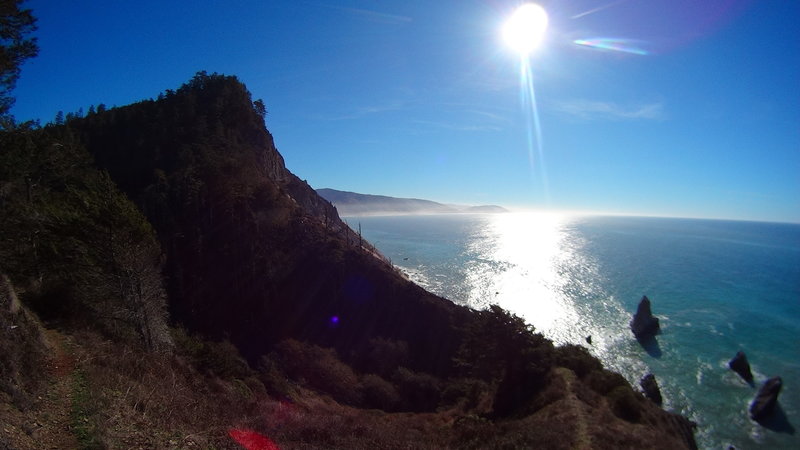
[318,188,508,215]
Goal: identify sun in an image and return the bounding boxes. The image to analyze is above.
[503,3,549,56]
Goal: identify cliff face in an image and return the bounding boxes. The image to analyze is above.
[286,175,345,231]
[71,73,464,375]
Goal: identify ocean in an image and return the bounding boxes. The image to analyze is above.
[345,213,800,449]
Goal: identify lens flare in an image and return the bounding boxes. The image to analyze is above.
[228,429,280,450]
[519,57,549,203]
[503,4,550,204]
[573,38,649,55]
[503,3,549,55]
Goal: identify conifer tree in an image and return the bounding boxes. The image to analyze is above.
[253,99,266,119]
[0,0,38,120]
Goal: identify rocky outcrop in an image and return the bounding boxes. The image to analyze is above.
[630,296,660,340]
[750,376,782,421]
[728,351,754,383]
[286,175,346,231]
[640,373,663,406]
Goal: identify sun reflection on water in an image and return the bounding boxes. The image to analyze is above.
[358,213,800,447]
[466,212,572,337]
[362,212,649,388]
[462,212,647,382]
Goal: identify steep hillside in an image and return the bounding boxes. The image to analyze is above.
[1,72,698,448]
[69,73,467,375]
[0,124,172,351]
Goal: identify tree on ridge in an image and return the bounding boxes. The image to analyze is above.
[0,0,38,123]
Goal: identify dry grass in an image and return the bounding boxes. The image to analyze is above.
[1,297,696,450]
[0,276,50,411]
[1,324,697,450]
[69,330,263,449]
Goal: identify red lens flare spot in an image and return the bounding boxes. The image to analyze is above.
[228,429,280,450]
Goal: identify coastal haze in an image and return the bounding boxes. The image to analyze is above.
[317,188,509,215]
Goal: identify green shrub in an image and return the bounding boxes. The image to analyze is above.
[393,367,442,412]
[171,327,251,379]
[243,375,267,398]
[271,339,363,405]
[607,385,643,423]
[573,376,602,407]
[585,369,628,395]
[554,344,602,378]
[199,340,251,379]
[492,359,550,418]
[171,327,203,355]
[258,355,294,399]
[441,377,489,410]
[451,305,557,417]
[454,305,554,381]
[451,415,497,448]
[360,373,400,411]
[231,378,253,399]
[358,337,409,378]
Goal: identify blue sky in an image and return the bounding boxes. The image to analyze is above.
[11,0,800,222]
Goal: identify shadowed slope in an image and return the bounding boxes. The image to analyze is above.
[70,73,468,375]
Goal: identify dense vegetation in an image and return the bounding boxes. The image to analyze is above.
[61,72,468,376]
[0,123,171,350]
[0,71,698,448]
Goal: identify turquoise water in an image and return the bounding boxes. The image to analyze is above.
[346,213,800,449]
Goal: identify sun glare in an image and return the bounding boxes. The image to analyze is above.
[503,3,549,55]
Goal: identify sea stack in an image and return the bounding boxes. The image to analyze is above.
[749,377,782,421]
[728,351,754,383]
[640,373,663,406]
[630,295,660,340]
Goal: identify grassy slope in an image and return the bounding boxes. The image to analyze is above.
[1,316,695,449]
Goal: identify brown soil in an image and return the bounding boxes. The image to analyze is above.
[0,328,79,450]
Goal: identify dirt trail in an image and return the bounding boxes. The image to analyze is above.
[556,368,592,450]
[0,328,80,450]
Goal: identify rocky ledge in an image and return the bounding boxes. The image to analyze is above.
[640,373,664,406]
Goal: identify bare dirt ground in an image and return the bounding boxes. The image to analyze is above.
[1,328,79,450]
